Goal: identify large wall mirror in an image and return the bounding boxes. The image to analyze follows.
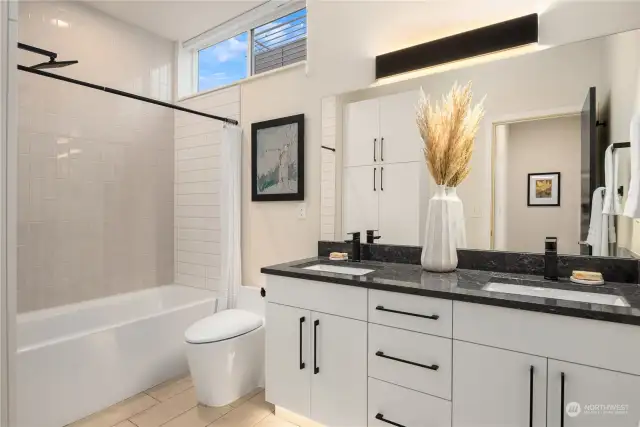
[320,26,640,259]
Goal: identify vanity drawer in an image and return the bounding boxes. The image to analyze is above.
[369,289,452,337]
[368,377,451,427]
[265,275,367,320]
[368,323,452,399]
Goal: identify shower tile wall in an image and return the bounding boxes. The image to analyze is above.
[17,2,175,312]
[174,86,241,296]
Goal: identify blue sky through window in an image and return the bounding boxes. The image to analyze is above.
[254,8,307,53]
[198,32,248,92]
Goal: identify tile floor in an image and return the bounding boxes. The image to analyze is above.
[67,377,296,427]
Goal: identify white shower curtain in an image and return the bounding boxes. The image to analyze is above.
[221,125,242,309]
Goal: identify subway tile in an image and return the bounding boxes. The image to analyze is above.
[177,251,220,267]
[177,168,220,183]
[177,157,219,172]
[176,182,220,195]
[176,145,220,161]
[177,240,220,255]
[175,217,220,230]
[177,194,216,206]
[176,273,207,287]
[177,262,207,277]
[175,205,220,218]
[177,229,220,242]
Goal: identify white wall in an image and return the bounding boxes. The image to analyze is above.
[174,86,240,296]
[503,116,582,254]
[17,2,175,312]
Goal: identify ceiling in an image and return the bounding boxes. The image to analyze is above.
[87,1,263,41]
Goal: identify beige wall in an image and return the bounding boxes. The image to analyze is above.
[503,116,582,254]
[240,65,319,288]
[18,2,175,312]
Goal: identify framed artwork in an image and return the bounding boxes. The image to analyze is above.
[251,114,305,202]
[527,172,561,207]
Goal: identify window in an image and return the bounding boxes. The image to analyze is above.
[198,32,248,92]
[194,7,307,92]
[252,9,307,75]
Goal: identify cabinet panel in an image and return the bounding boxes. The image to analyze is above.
[265,303,311,418]
[378,162,422,245]
[344,98,379,167]
[369,323,451,399]
[452,341,547,427]
[379,91,423,164]
[343,165,379,239]
[369,378,451,427]
[311,312,367,427]
[547,359,640,427]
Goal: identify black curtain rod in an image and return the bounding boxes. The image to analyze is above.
[17,64,239,125]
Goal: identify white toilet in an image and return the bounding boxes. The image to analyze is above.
[185,309,265,407]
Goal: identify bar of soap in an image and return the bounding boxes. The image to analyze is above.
[329,252,348,261]
[572,271,603,281]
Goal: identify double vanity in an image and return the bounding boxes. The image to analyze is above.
[261,253,640,427]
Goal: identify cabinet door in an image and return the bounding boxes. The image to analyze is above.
[453,341,547,427]
[343,98,379,167]
[547,359,640,427]
[379,91,423,164]
[378,162,422,245]
[265,303,311,418]
[311,312,367,427]
[342,165,379,239]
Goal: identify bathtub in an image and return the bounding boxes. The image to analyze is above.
[17,284,217,427]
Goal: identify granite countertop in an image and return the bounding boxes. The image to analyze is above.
[261,257,640,326]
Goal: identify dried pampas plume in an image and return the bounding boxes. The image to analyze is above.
[416,82,485,187]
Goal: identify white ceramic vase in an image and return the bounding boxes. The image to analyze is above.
[446,186,467,249]
[421,185,458,272]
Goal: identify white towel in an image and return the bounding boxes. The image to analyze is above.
[587,187,616,256]
[623,113,640,218]
[602,144,623,215]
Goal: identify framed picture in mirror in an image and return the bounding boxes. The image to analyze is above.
[528,172,561,207]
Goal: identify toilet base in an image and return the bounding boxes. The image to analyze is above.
[186,325,265,407]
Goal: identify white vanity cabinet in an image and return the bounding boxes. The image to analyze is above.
[452,341,548,427]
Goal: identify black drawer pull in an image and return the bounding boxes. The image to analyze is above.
[314,319,320,374]
[299,317,305,370]
[375,351,439,371]
[560,372,565,427]
[375,305,439,320]
[529,366,534,427]
[376,413,405,427]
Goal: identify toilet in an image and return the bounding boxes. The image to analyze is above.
[185,309,265,407]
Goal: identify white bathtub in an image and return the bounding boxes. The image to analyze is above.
[17,284,217,427]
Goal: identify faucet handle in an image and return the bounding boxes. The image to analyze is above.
[346,231,361,242]
[366,229,381,243]
[545,237,558,252]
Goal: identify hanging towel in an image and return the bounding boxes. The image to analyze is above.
[602,144,623,215]
[624,113,640,218]
[587,187,616,256]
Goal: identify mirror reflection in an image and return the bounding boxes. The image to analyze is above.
[324,28,640,258]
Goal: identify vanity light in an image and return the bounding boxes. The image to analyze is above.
[375,14,539,79]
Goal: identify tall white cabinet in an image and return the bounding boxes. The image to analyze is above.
[342,91,428,245]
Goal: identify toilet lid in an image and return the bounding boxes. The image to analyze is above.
[185,309,263,344]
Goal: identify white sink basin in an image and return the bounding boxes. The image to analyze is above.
[303,264,374,276]
[483,282,629,307]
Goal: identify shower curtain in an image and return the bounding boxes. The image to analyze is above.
[221,125,242,309]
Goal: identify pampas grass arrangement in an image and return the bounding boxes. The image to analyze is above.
[416,82,485,188]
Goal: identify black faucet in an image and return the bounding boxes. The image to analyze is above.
[346,232,361,262]
[362,230,381,261]
[544,237,558,281]
[366,230,381,244]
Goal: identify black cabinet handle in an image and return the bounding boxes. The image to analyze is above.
[373,138,377,162]
[313,319,319,374]
[375,305,439,320]
[560,372,565,427]
[374,168,377,191]
[381,137,384,161]
[299,317,305,370]
[381,167,384,191]
[529,366,534,427]
[375,351,439,371]
[375,413,405,427]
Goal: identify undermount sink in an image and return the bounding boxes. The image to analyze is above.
[483,282,629,307]
[303,264,374,276]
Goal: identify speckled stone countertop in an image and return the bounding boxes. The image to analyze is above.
[261,257,640,326]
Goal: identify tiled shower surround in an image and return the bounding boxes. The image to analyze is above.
[17,2,175,312]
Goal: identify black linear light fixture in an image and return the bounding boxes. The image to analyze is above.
[375,13,539,80]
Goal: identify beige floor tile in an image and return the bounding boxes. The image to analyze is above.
[208,393,273,427]
[253,414,298,427]
[161,404,231,427]
[68,393,157,427]
[129,388,198,427]
[146,376,193,402]
[113,421,138,427]
[229,388,264,408]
